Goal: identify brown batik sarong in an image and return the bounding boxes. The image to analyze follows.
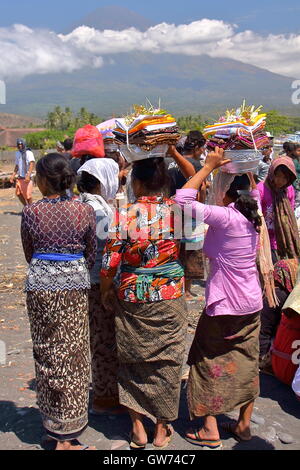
[26,289,90,437]
[180,246,204,280]
[187,311,261,419]
[88,285,119,408]
[115,296,188,421]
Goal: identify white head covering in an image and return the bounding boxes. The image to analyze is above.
[78,158,119,201]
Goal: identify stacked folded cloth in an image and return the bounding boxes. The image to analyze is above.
[113,105,180,151]
[203,101,270,151]
[97,119,121,156]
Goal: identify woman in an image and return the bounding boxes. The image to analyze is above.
[77,158,122,414]
[100,157,188,449]
[271,267,300,385]
[168,140,207,301]
[257,157,300,262]
[21,153,97,451]
[259,259,298,370]
[175,148,263,449]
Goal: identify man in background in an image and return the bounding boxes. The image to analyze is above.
[10,139,35,206]
[256,145,273,182]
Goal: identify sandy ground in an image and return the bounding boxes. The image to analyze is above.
[0,187,299,451]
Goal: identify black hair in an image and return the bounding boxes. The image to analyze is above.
[226,175,262,233]
[80,155,94,166]
[183,131,206,153]
[226,174,250,200]
[235,196,262,233]
[63,138,73,151]
[36,153,75,193]
[283,142,296,154]
[77,171,100,194]
[132,158,170,196]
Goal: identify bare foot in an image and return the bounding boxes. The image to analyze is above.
[221,422,252,441]
[153,424,173,448]
[130,429,148,447]
[185,293,196,301]
[56,441,97,451]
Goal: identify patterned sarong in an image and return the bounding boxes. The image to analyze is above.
[27,289,90,437]
[115,296,188,421]
[187,311,261,418]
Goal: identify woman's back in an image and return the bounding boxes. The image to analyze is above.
[21,196,96,265]
[175,188,262,316]
[102,196,184,303]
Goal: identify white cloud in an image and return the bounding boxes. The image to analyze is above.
[0,24,103,80]
[1,20,300,80]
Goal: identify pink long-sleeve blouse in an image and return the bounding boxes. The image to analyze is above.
[175,188,263,317]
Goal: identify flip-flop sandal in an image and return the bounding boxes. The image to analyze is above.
[129,433,147,450]
[185,429,223,450]
[220,422,251,442]
[153,425,174,450]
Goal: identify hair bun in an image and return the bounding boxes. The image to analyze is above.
[235,195,262,233]
[36,153,76,193]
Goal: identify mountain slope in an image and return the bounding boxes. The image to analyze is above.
[3,52,296,118]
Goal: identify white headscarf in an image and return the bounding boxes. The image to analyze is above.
[78,158,119,201]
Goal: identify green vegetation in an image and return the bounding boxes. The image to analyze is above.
[24,106,104,149]
[177,110,300,136]
[265,110,300,136]
[176,115,209,133]
[24,130,73,150]
[23,106,300,149]
[46,106,102,131]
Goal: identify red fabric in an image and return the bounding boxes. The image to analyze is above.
[272,313,300,385]
[72,125,105,158]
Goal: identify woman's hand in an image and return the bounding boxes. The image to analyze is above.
[204,147,231,171]
[167,145,177,158]
[247,172,257,190]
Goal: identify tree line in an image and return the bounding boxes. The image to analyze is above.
[22,106,300,150]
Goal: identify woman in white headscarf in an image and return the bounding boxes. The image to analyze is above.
[77,158,123,414]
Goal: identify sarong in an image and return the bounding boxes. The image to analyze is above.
[16,179,33,200]
[89,285,119,408]
[115,296,188,421]
[180,246,204,280]
[187,311,260,419]
[26,289,90,438]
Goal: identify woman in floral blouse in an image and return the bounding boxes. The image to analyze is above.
[101,155,193,449]
[21,153,97,450]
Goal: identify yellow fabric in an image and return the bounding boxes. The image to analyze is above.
[116,115,176,135]
[283,268,300,315]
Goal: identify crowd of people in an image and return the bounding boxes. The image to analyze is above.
[9,128,300,450]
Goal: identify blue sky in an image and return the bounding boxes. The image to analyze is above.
[1,0,300,34]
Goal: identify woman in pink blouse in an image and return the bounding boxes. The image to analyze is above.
[175,148,263,449]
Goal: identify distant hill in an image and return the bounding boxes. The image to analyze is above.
[66,5,154,33]
[3,52,298,118]
[0,112,44,128]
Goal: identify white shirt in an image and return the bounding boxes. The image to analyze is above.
[15,150,35,178]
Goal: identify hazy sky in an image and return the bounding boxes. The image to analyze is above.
[1,0,300,34]
[1,0,300,80]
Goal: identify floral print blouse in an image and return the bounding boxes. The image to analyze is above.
[101,196,184,303]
